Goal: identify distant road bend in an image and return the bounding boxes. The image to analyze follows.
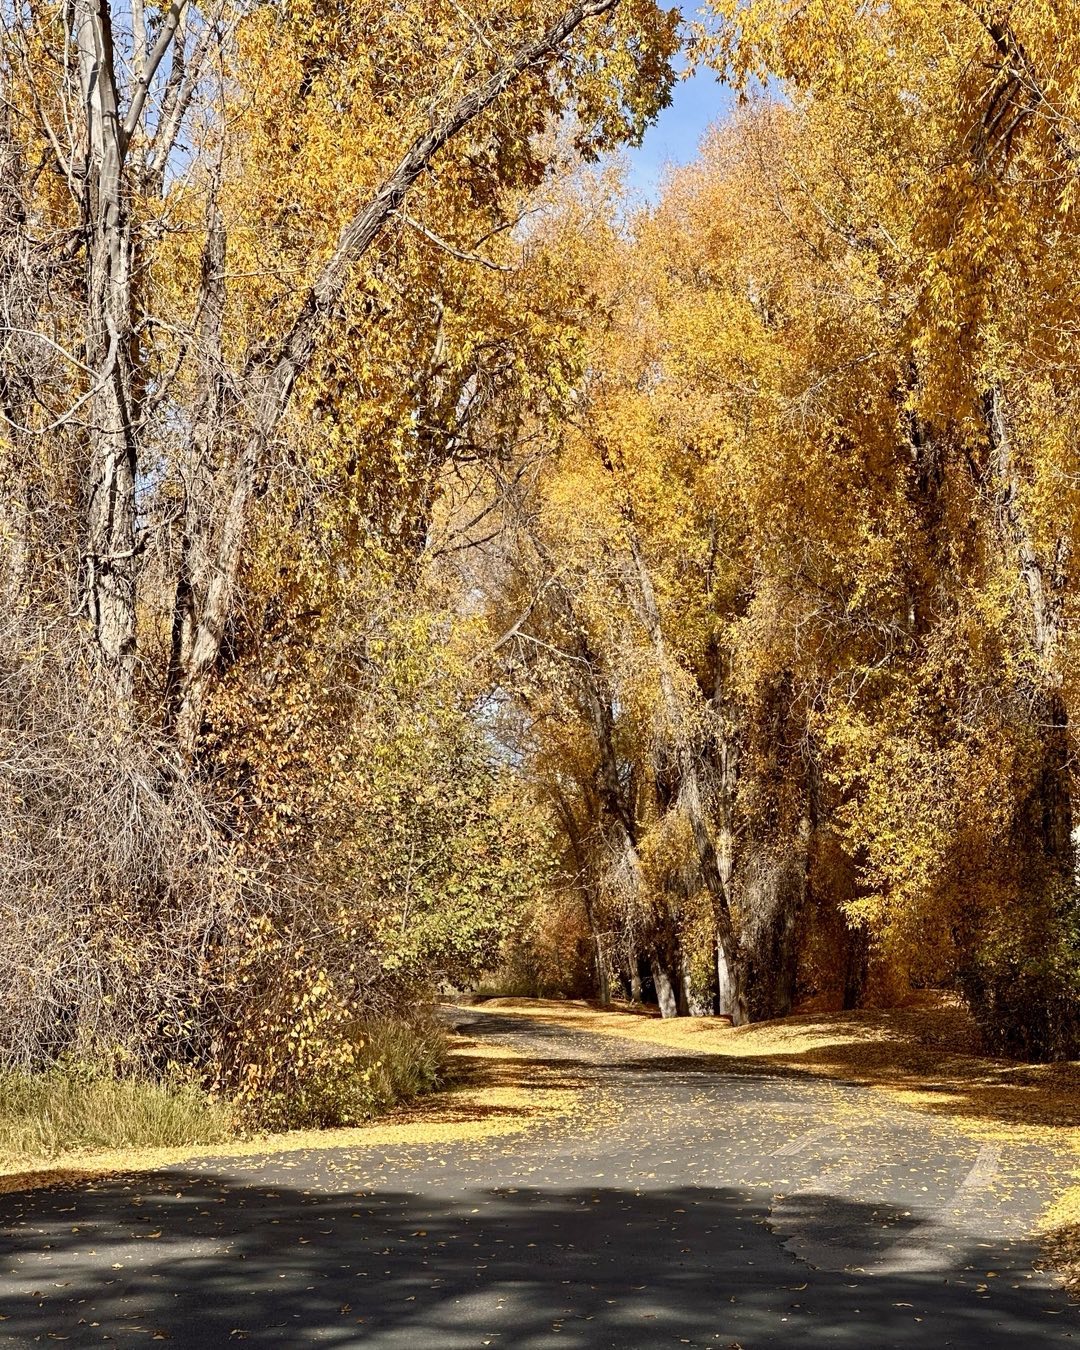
[0,1006,1075,1347]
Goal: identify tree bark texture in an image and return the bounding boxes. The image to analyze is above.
[76,0,139,706]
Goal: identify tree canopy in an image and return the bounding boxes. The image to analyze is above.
[3,0,1080,1119]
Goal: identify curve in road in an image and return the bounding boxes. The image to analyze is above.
[0,1008,1075,1348]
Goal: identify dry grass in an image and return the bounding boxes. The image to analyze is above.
[0,1028,583,1197]
[0,1068,232,1168]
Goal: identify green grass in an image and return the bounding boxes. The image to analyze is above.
[0,1066,232,1166]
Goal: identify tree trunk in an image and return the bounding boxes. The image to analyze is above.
[580,881,611,1005]
[739,829,809,1021]
[0,123,43,619]
[165,190,227,736]
[76,0,139,707]
[627,937,643,1003]
[551,718,629,1010]
[986,391,1074,899]
[676,953,690,1016]
[679,950,711,1016]
[594,934,611,1004]
[716,937,738,1019]
[651,956,678,1018]
[625,533,749,1023]
[734,663,820,1021]
[971,386,1080,1057]
[986,387,1074,875]
[842,922,870,1011]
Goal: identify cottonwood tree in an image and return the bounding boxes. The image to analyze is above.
[698,0,1080,1055]
[2,0,677,741]
[478,64,1080,1055]
[0,0,677,1083]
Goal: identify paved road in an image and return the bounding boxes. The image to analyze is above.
[0,1008,1076,1347]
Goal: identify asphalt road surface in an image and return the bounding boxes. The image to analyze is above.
[0,1007,1076,1347]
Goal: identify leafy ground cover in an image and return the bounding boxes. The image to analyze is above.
[464,995,1080,1291]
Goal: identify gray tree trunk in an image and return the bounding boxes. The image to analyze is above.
[625,533,748,1023]
[740,831,810,1022]
[716,939,737,1020]
[628,939,642,1003]
[76,0,139,707]
[651,957,678,1019]
[976,387,1079,1057]
[679,951,711,1016]
[165,190,227,735]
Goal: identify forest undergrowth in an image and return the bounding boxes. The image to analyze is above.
[0,1015,451,1174]
[0,1016,590,1192]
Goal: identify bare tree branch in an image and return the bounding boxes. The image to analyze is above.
[399,212,513,271]
[122,0,189,145]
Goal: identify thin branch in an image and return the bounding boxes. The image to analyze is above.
[122,0,189,145]
[0,346,117,436]
[0,327,97,377]
[489,582,552,652]
[399,212,513,271]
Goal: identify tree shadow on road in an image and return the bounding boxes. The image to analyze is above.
[461,1003,1080,1131]
[0,1169,1073,1348]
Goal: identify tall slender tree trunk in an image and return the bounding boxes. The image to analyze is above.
[739,823,811,1021]
[76,0,138,707]
[627,935,643,1003]
[737,676,817,1021]
[650,956,678,1018]
[986,386,1073,875]
[554,790,612,1005]
[592,927,612,1005]
[164,193,227,738]
[707,659,741,1016]
[975,386,1079,1057]
[716,938,738,1020]
[985,387,1072,858]
[0,120,41,620]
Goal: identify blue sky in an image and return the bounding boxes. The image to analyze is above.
[622,65,738,202]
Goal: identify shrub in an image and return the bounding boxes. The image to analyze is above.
[240,1012,450,1131]
[362,1013,448,1108]
[0,627,239,1075]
